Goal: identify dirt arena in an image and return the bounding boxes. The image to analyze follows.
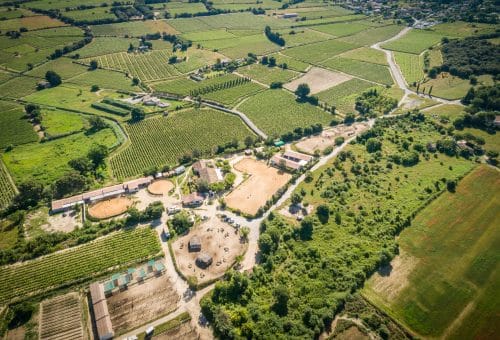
[295,122,370,154]
[107,273,179,333]
[284,67,352,94]
[225,158,292,215]
[87,197,132,219]
[148,179,174,195]
[172,219,245,284]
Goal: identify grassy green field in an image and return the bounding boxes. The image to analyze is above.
[41,109,88,138]
[237,64,298,85]
[267,53,310,72]
[310,21,369,37]
[91,20,178,37]
[181,29,237,42]
[0,227,161,304]
[201,81,264,107]
[66,68,140,92]
[26,57,88,80]
[62,6,117,22]
[278,28,330,46]
[282,39,359,64]
[382,29,444,55]
[338,46,388,65]
[363,165,499,338]
[110,108,256,179]
[339,24,403,46]
[394,52,425,85]
[201,33,281,59]
[0,15,65,31]
[70,37,138,58]
[321,57,393,85]
[316,78,381,115]
[3,128,117,185]
[165,2,207,16]
[0,101,38,149]
[0,75,42,99]
[238,89,333,137]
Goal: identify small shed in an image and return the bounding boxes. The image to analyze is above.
[136,268,146,282]
[188,236,202,252]
[103,281,115,296]
[274,140,285,147]
[196,253,213,268]
[175,166,186,175]
[118,275,130,290]
[127,268,135,281]
[154,261,165,274]
[111,274,120,286]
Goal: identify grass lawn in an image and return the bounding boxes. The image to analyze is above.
[41,108,88,138]
[26,57,88,80]
[417,74,473,100]
[237,63,299,85]
[321,57,393,85]
[362,165,499,338]
[237,89,333,137]
[2,128,118,185]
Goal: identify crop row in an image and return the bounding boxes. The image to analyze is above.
[0,160,15,211]
[0,228,161,304]
[152,73,241,96]
[85,50,180,82]
[190,77,250,97]
[110,108,255,179]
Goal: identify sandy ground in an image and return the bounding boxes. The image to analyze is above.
[148,180,174,196]
[6,326,25,340]
[225,158,291,215]
[107,272,179,334]
[295,122,370,154]
[88,197,133,219]
[367,250,418,302]
[133,186,180,211]
[153,321,197,340]
[335,326,370,340]
[284,67,352,94]
[173,218,245,284]
[47,210,81,233]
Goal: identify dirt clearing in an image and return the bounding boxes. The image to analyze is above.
[295,122,369,154]
[88,196,132,219]
[225,158,291,215]
[107,274,179,334]
[284,67,352,94]
[148,179,174,196]
[172,218,246,284]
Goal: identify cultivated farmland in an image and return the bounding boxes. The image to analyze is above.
[282,39,359,64]
[382,29,445,54]
[237,63,299,85]
[321,57,393,85]
[40,293,84,340]
[394,52,425,85]
[110,108,256,179]
[363,165,500,339]
[0,227,161,304]
[0,160,16,211]
[237,89,333,137]
[0,101,38,148]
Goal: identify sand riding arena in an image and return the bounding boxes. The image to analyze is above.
[87,196,133,219]
[225,158,291,216]
[147,179,174,195]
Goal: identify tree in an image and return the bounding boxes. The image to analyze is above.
[272,286,289,316]
[7,302,35,329]
[295,83,310,100]
[68,157,93,174]
[89,59,98,70]
[291,192,302,205]
[88,116,107,132]
[316,204,329,224]
[446,179,456,192]
[168,55,177,64]
[45,70,61,87]
[52,171,88,198]
[13,181,44,209]
[87,144,108,167]
[244,136,254,148]
[258,233,274,255]
[169,212,193,235]
[131,108,145,122]
[366,138,382,153]
[335,136,345,146]
[269,56,276,67]
[300,217,313,240]
[132,77,140,86]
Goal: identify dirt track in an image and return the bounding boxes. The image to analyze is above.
[88,197,132,219]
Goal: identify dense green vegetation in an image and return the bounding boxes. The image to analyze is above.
[0,101,38,149]
[201,113,477,338]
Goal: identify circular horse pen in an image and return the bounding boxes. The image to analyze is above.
[147,179,174,196]
[88,197,133,220]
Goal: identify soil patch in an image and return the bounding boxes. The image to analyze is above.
[172,218,246,284]
[225,158,291,215]
[153,321,197,340]
[148,179,174,196]
[107,273,179,334]
[284,66,352,94]
[88,196,132,220]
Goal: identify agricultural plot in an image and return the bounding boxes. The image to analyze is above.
[382,29,444,55]
[70,37,138,58]
[41,109,88,138]
[237,64,298,85]
[166,17,213,33]
[173,48,224,74]
[339,24,403,46]
[201,81,264,106]
[338,46,388,65]
[292,6,354,20]
[61,6,117,22]
[181,29,237,42]
[291,14,365,27]
[321,57,393,85]
[195,12,291,30]
[0,15,66,31]
[431,21,497,38]
[0,227,161,304]
[91,20,178,37]
[316,78,380,115]
[394,52,425,85]
[152,73,241,96]
[200,33,280,59]
[40,293,84,340]
[26,57,88,80]
[165,2,207,16]
[82,50,181,82]
[267,52,310,72]
[0,160,16,211]
[278,28,330,46]
[363,165,500,339]
[22,0,115,10]
[237,89,333,137]
[418,73,477,100]
[284,66,351,94]
[66,69,141,92]
[0,74,41,98]
[282,39,359,64]
[3,128,118,185]
[310,21,370,37]
[0,100,38,148]
[110,108,256,179]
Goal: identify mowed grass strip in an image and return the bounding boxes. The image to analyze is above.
[237,89,333,137]
[282,39,359,64]
[362,165,500,338]
[110,108,256,179]
[320,57,393,85]
[0,228,161,304]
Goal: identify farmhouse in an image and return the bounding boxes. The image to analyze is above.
[89,283,114,340]
[192,159,223,185]
[188,236,202,252]
[196,252,213,268]
[270,150,313,172]
[182,192,204,207]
